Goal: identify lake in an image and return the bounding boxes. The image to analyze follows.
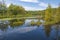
[0,19,60,40]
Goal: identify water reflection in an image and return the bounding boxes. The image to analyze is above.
[0,25,8,31]
[44,25,51,37]
[0,19,25,31]
[0,19,60,40]
[9,19,25,27]
[55,25,60,40]
[0,21,8,31]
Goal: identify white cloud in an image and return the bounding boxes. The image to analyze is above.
[51,4,58,8]
[6,3,11,7]
[39,2,58,8]
[20,0,38,3]
[0,0,2,1]
[24,6,45,11]
[38,2,48,7]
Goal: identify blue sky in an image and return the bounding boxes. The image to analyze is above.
[0,0,60,11]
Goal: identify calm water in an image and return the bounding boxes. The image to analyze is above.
[0,19,60,40]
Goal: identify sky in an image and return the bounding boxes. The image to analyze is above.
[0,0,60,11]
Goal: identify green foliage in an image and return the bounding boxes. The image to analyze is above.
[36,20,41,26]
[0,2,60,25]
[9,19,25,27]
[54,5,60,23]
[31,20,41,26]
[31,20,36,26]
[7,4,25,16]
[44,4,52,22]
[44,4,60,25]
[0,2,7,14]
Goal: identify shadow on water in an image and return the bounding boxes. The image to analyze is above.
[44,25,52,37]
[54,24,60,40]
[9,19,25,28]
[43,24,60,40]
[0,24,8,31]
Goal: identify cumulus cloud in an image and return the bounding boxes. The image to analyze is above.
[51,4,58,8]
[6,3,11,7]
[0,0,2,1]
[39,2,58,8]
[24,3,58,11]
[38,2,48,8]
[20,0,38,3]
[24,6,45,11]
[5,0,58,10]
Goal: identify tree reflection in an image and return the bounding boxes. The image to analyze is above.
[0,24,8,31]
[0,19,25,31]
[44,25,51,37]
[36,19,40,27]
[55,25,60,40]
[9,19,25,27]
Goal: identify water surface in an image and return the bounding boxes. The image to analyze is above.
[0,19,60,40]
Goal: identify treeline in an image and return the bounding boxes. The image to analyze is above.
[0,3,60,25]
[27,4,60,25]
[0,3,26,18]
[44,4,60,25]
